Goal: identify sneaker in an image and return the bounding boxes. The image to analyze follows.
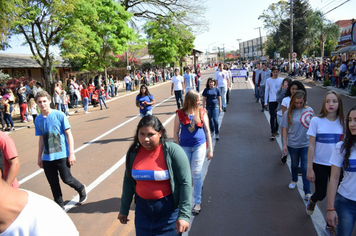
[211,132,215,137]
[325,225,336,236]
[215,134,219,140]
[78,185,87,203]
[261,108,265,112]
[281,155,287,164]
[288,181,297,189]
[270,134,275,141]
[274,131,279,136]
[306,197,316,215]
[223,108,226,112]
[85,111,90,114]
[304,193,312,201]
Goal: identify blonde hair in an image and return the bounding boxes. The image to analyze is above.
[181,90,201,125]
[287,90,307,126]
[28,98,37,112]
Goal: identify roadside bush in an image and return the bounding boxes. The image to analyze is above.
[349,87,356,96]
[323,80,331,87]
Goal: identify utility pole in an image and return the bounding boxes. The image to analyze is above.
[290,0,293,73]
[221,44,225,62]
[254,27,263,58]
[236,39,241,62]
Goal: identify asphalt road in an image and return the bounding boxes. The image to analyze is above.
[7,68,356,236]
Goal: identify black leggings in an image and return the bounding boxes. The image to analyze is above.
[311,163,330,203]
[268,102,278,134]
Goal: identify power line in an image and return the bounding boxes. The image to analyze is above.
[317,0,340,11]
[323,0,351,15]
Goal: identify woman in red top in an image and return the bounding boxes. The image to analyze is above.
[88,79,95,104]
[80,84,90,114]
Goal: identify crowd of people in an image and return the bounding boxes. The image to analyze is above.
[249,58,356,236]
[2,60,356,235]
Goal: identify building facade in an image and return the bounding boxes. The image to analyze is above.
[239,36,267,60]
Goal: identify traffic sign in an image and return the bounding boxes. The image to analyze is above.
[292,52,297,58]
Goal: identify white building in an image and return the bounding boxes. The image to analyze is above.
[239,36,267,60]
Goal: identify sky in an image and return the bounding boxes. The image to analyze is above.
[1,0,355,56]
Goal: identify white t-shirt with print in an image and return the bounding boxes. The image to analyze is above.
[171,75,184,91]
[330,142,356,201]
[214,70,228,88]
[307,117,344,166]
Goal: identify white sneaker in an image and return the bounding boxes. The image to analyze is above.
[85,111,90,114]
[215,134,219,140]
[288,181,297,189]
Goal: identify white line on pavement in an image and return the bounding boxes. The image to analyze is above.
[250,77,328,236]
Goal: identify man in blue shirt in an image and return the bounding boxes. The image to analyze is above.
[35,91,87,209]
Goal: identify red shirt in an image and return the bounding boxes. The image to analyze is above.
[132,144,171,199]
[80,88,89,98]
[0,132,19,188]
[88,84,95,93]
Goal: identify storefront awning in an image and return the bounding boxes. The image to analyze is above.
[337,45,356,53]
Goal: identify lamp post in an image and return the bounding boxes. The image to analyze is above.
[236,39,241,62]
[254,27,263,59]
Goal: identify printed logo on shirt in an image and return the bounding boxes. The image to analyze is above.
[316,134,343,144]
[345,159,356,172]
[300,110,313,129]
[132,169,169,181]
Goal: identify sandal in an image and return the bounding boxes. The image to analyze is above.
[192,205,201,215]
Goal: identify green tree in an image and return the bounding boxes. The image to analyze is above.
[118,0,208,33]
[0,0,17,49]
[307,10,340,61]
[259,0,312,58]
[10,0,95,90]
[64,0,134,83]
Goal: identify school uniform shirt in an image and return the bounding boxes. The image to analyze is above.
[171,75,184,91]
[132,144,171,200]
[281,107,314,148]
[35,110,70,161]
[214,70,228,88]
[264,77,283,105]
[307,117,343,166]
[330,142,356,201]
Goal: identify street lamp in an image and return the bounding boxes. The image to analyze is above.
[236,39,241,61]
[254,27,263,58]
[208,42,216,55]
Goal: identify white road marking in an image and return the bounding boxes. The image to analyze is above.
[253,77,328,236]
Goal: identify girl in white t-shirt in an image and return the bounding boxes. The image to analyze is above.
[306,91,345,235]
[327,106,356,235]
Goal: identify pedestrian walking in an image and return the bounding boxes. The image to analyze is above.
[80,84,90,114]
[282,90,313,199]
[184,68,195,92]
[252,63,262,103]
[34,91,87,209]
[2,89,15,131]
[136,85,155,117]
[306,91,344,234]
[118,115,192,235]
[214,63,229,112]
[195,68,202,92]
[173,90,213,215]
[124,73,132,91]
[27,98,38,123]
[0,131,20,188]
[202,78,222,140]
[264,66,284,141]
[97,85,109,110]
[257,63,271,112]
[171,68,185,109]
[327,106,356,236]
[16,82,28,122]
[276,77,292,163]
[0,158,79,235]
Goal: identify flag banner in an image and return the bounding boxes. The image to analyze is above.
[230,69,247,78]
